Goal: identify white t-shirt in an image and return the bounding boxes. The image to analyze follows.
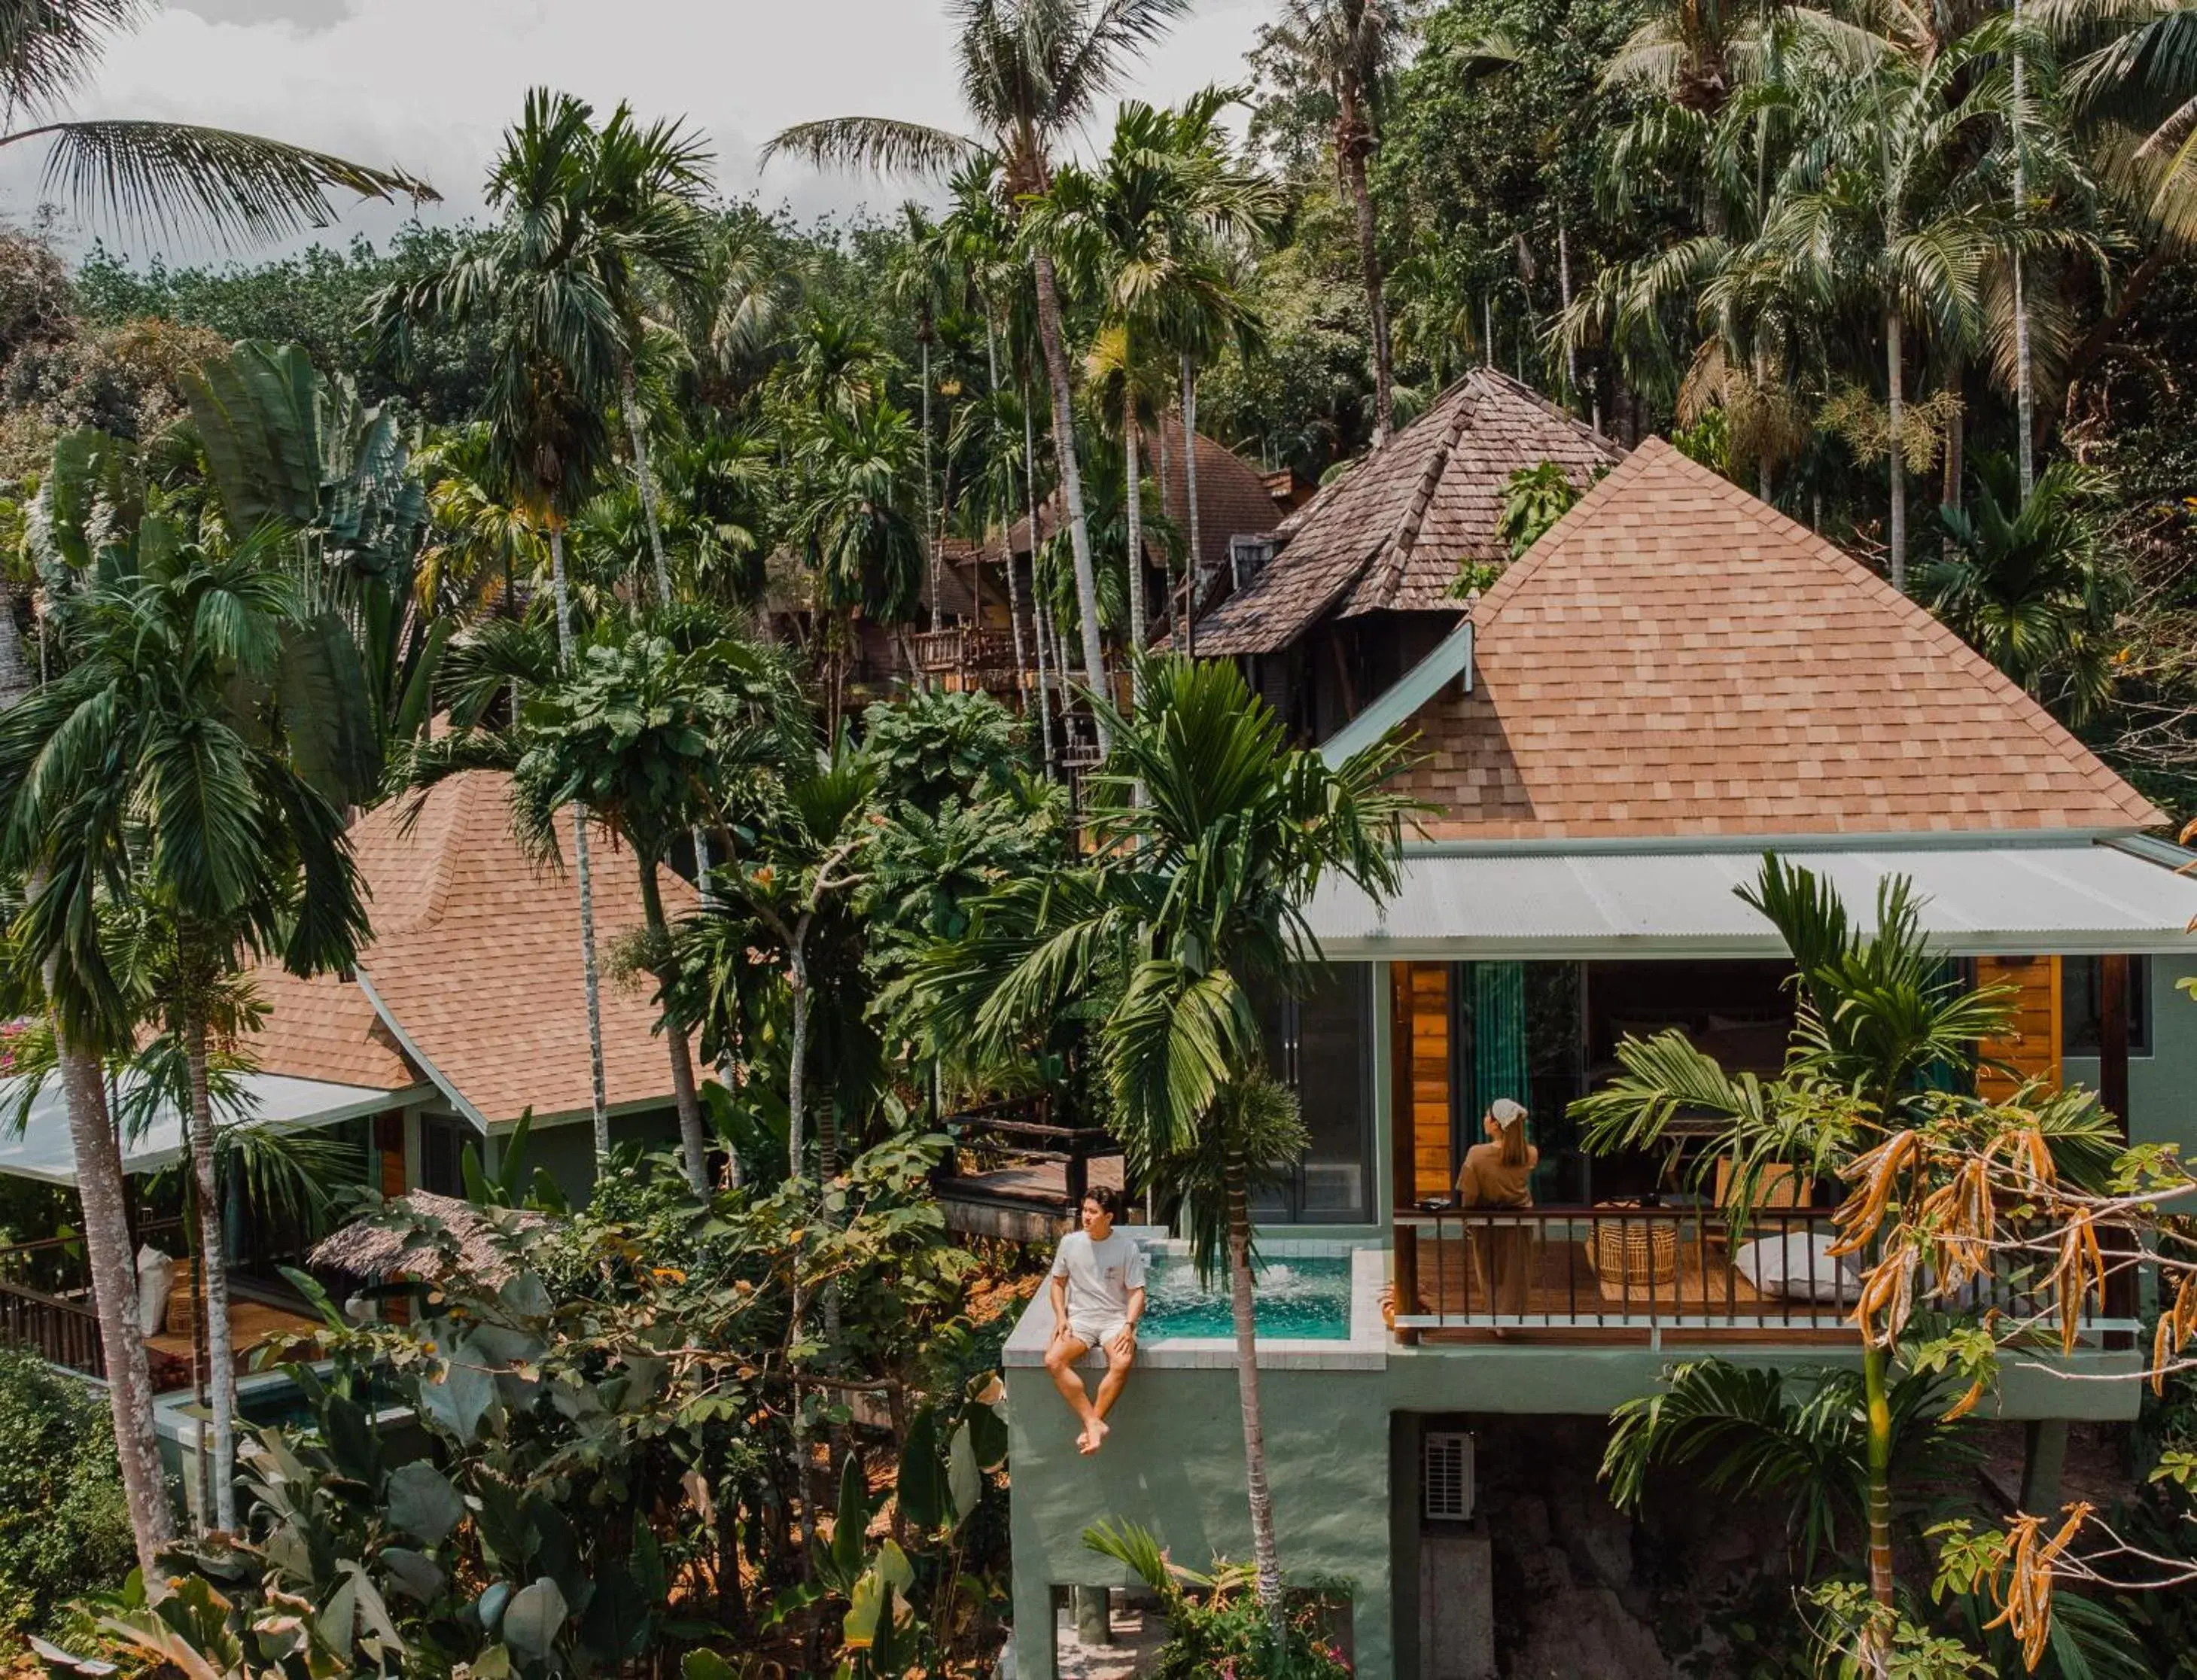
[1050,1229,1149,1325]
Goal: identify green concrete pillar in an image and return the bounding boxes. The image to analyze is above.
[1072,1585,1112,1645]
[2020,1419,2068,1514]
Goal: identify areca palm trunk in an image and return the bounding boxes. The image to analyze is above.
[1340,85,1393,450]
[1123,356,1147,707]
[621,362,674,609]
[1862,1342,1897,1663]
[0,583,32,710]
[2013,0,2034,501]
[1225,1164,1286,1642]
[786,927,813,1180]
[549,525,613,1159]
[923,327,940,637]
[1885,307,1906,589]
[54,1018,174,1572]
[181,1006,237,1532]
[1180,357,1202,658]
[1024,395,1057,775]
[1033,251,1112,746]
[638,862,711,1195]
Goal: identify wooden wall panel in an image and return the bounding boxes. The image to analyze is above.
[1403,963,1453,1201]
[1976,955,2062,1101]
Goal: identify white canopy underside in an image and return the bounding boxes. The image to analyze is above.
[0,1073,400,1187]
[1303,839,2197,960]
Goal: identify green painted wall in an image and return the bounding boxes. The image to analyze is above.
[517,1106,685,1207]
[1008,1364,1394,1680]
[2065,955,2197,1155]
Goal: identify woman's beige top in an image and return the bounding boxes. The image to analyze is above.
[1457,1142,1539,1209]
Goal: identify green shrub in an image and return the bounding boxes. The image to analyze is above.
[0,1345,135,1636]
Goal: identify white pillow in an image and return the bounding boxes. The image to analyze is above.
[135,1245,175,1338]
[1733,1231,1859,1303]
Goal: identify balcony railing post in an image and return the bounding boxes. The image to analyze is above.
[1392,1222,1420,1344]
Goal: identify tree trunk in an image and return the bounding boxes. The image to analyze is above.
[0,577,33,711]
[1558,220,1579,411]
[993,321,1033,719]
[549,525,612,1159]
[1024,395,1056,775]
[1124,371,1147,707]
[1885,308,1906,590]
[923,329,940,635]
[2013,0,2034,501]
[786,927,811,1182]
[56,1026,174,1572]
[1227,1171,1286,1641]
[1941,362,1964,518]
[1032,251,1112,746]
[1342,88,1393,450]
[1861,1342,1896,1671]
[1181,357,1202,659]
[182,1009,236,1532]
[640,862,710,1195]
[621,361,673,610]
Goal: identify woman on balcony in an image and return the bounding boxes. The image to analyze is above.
[1458,1099,1538,1316]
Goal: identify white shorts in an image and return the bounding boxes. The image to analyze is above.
[1069,1316,1128,1350]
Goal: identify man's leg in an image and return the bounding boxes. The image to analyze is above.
[1091,1339,1136,1425]
[1044,1334,1100,1444]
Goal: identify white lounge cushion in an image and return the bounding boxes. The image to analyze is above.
[134,1245,175,1338]
[1732,1231,1859,1303]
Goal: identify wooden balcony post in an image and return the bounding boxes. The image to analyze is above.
[2100,954,2130,1138]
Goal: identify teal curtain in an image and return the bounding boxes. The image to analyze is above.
[1467,960,1531,1122]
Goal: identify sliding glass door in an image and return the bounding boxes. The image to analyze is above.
[1256,964,1376,1223]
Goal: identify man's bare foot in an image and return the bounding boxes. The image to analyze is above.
[1079,1419,1109,1455]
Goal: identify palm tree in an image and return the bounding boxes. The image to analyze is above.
[1574,859,2044,1642]
[1919,455,2125,725]
[788,396,925,737]
[1265,0,1415,448]
[1,0,433,243]
[372,90,626,1161]
[766,0,1197,748]
[583,101,716,610]
[1027,90,1280,695]
[922,655,1414,1634]
[887,204,959,634]
[0,537,366,1537]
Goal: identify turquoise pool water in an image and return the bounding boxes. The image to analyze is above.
[1138,1255,1353,1341]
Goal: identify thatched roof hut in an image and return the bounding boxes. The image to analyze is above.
[309,1192,550,1289]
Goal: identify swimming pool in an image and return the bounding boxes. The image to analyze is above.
[1139,1254,1354,1341]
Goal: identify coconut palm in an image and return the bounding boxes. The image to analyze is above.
[887,203,960,632]
[767,0,1198,749]
[1,0,433,245]
[1264,0,1416,448]
[919,655,1414,1634]
[0,535,366,1537]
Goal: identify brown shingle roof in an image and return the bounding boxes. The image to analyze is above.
[1194,369,1625,655]
[243,772,694,1124]
[1392,438,2163,840]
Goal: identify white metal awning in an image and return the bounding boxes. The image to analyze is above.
[1302,838,2197,960]
[0,1073,406,1187]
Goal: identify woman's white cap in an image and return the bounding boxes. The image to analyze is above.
[1489,1097,1528,1125]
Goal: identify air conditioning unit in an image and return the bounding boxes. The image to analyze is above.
[1423,1430,1475,1523]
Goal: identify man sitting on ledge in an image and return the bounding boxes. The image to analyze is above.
[1042,1185,1146,1455]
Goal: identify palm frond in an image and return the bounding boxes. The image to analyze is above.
[761,116,975,179]
[17,119,435,245]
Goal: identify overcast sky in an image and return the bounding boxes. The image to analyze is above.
[4,0,1276,264]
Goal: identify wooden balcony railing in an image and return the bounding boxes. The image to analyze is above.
[1389,1204,2141,1346]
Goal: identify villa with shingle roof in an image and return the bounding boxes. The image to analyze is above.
[240,770,698,1204]
[1007,432,2197,1680]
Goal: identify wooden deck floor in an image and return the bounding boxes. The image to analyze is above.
[936,1158,1126,1242]
[148,1295,324,1369]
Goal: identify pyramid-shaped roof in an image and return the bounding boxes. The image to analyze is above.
[1389,438,2162,840]
[1193,368,1624,656]
[246,772,695,1125]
